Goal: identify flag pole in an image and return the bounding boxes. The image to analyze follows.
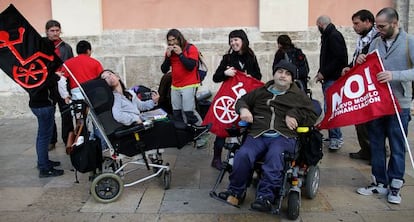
[385,83,414,171]
[377,48,414,171]
[61,64,113,152]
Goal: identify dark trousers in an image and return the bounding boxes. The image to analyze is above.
[228,135,296,201]
[355,123,370,158]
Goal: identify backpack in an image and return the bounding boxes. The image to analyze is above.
[185,44,208,83]
[298,128,323,166]
[285,48,310,81]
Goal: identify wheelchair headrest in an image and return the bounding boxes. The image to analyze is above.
[80,79,123,135]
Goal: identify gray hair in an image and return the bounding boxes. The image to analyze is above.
[317,15,331,26]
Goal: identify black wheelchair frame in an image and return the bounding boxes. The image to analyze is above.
[209,123,321,220]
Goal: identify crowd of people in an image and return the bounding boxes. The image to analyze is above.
[28,7,413,211]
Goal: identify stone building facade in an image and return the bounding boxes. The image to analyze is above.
[0,0,412,117]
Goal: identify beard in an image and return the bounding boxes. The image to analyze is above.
[358,28,370,37]
[381,27,395,39]
[318,26,324,34]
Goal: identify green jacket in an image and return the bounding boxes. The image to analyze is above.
[235,80,318,138]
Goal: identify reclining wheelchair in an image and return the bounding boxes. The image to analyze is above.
[69,79,206,203]
[209,89,323,220]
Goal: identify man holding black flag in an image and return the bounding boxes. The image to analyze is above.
[0,5,64,177]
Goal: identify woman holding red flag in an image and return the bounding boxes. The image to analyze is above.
[209,29,262,170]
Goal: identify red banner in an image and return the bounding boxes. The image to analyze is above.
[202,71,264,137]
[318,51,399,129]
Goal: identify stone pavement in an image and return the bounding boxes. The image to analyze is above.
[0,117,414,222]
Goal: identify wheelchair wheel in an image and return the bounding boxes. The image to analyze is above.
[304,165,320,199]
[90,173,124,203]
[287,191,300,220]
[163,169,172,190]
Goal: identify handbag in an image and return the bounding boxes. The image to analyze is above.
[70,137,102,173]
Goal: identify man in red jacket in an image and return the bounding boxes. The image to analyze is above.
[58,40,103,103]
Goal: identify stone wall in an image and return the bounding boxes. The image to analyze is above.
[0,26,358,117]
[2,0,414,118]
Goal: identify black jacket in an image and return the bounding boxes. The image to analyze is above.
[318,23,348,81]
[213,52,262,83]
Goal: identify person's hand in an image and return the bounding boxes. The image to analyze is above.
[166,46,174,57]
[136,118,143,124]
[55,71,64,77]
[172,45,182,55]
[315,72,324,83]
[239,108,253,123]
[224,66,236,77]
[285,115,298,130]
[377,71,393,83]
[356,54,367,64]
[341,67,350,76]
[151,91,160,103]
[64,96,71,104]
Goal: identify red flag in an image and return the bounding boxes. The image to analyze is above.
[0,4,62,92]
[202,71,264,137]
[318,50,399,129]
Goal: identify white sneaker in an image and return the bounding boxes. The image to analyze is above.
[388,189,401,204]
[329,139,342,150]
[357,183,388,196]
[387,179,403,204]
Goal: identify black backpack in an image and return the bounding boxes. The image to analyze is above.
[298,128,323,166]
[285,48,310,81]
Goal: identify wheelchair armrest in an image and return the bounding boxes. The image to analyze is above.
[113,121,153,138]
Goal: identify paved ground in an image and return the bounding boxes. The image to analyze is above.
[0,116,414,222]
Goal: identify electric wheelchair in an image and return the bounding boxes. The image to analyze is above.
[209,90,323,220]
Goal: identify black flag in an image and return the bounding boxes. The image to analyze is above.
[0,4,62,93]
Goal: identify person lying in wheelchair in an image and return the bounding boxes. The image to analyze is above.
[218,60,318,211]
[100,70,210,153]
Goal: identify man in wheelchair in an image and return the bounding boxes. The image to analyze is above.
[218,60,318,211]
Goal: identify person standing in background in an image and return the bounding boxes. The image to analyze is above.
[315,15,348,151]
[341,10,378,163]
[272,34,310,91]
[160,29,201,125]
[45,20,74,150]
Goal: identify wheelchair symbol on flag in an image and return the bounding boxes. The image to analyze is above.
[0,27,54,89]
[213,82,247,124]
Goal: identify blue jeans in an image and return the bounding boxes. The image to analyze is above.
[31,106,55,171]
[228,135,296,201]
[322,80,342,139]
[367,108,410,186]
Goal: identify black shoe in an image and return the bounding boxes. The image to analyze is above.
[192,123,212,140]
[251,196,272,212]
[39,168,64,178]
[49,160,61,167]
[349,152,370,160]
